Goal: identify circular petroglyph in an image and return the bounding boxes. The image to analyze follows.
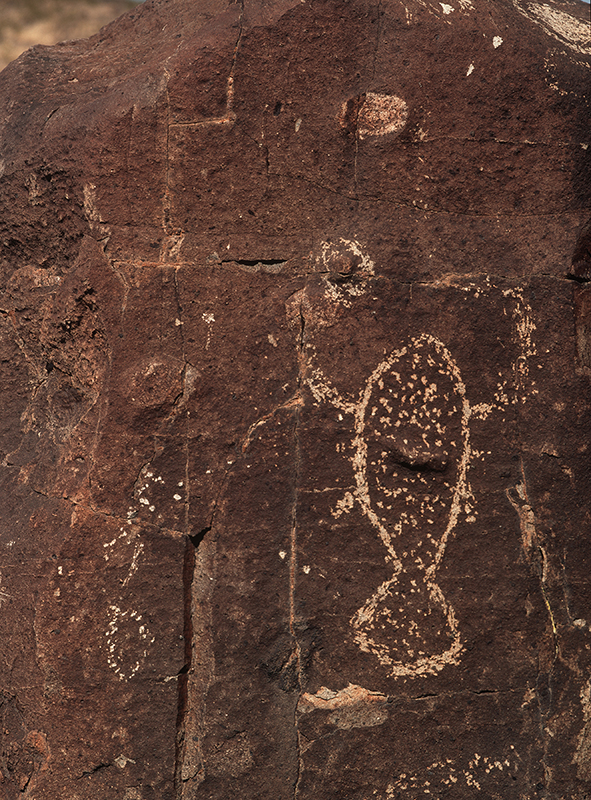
[338,93,408,139]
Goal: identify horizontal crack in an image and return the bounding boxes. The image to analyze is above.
[79,762,111,779]
[221,258,288,267]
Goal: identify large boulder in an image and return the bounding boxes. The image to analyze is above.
[0,0,590,797]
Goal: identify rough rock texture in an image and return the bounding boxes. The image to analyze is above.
[0,0,590,797]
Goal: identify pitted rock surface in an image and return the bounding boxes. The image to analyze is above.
[0,0,590,797]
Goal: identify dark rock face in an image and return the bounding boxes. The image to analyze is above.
[0,0,590,797]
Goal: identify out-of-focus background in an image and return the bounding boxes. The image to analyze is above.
[0,0,143,71]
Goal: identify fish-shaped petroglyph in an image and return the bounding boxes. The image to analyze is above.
[286,239,538,679]
[308,334,473,677]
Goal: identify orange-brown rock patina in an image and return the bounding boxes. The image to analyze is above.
[0,0,590,797]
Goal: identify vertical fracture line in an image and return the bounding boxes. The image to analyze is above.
[289,302,306,663]
[372,0,381,79]
[289,404,303,799]
[288,406,302,672]
[163,80,172,237]
[353,102,360,200]
[289,303,306,798]
[172,264,194,799]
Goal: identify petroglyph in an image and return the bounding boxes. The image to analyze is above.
[106,604,155,681]
[338,94,408,139]
[512,2,591,55]
[505,466,537,556]
[298,684,389,729]
[308,334,473,677]
[374,747,521,798]
[357,93,409,139]
[502,287,538,402]
[82,183,110,241]
[102,525,154,680]
[298,245,538,678]
[104,525,145,587]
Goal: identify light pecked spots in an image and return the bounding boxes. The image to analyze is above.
[106,604,155,681]
[133,467,165,515]
[338,93,408,139]
[308,334,474,677]
[301,261,539,678]
[202,311,215,350]
[378,747,521,798]
[357,93,408,139]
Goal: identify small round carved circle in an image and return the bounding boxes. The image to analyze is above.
[338,92,408,139]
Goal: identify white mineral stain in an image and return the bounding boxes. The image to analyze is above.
[493,36,503,48]
[440,3,454,13]
[302,565,311,574]
[466,63,475,76]
[279,550,287,560]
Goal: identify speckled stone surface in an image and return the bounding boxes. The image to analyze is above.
[0,0,590,797]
